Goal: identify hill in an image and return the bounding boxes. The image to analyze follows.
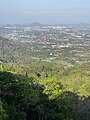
[30,22,42,26]
[0,63,90,120]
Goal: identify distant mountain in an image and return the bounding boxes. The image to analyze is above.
[30,22,42,26]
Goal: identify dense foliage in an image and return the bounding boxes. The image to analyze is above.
[0,63,90,120]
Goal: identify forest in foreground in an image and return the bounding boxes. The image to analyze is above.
[0,63,90,120]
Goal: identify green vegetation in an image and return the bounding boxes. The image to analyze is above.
[0,63,90,120]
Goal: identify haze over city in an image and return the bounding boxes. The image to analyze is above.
[0,0,90,24]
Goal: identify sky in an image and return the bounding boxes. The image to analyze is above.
[0,0,90,24]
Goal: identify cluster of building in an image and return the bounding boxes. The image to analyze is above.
[0,24,90,64]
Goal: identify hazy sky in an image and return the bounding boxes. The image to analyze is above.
[0,0,90,24]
